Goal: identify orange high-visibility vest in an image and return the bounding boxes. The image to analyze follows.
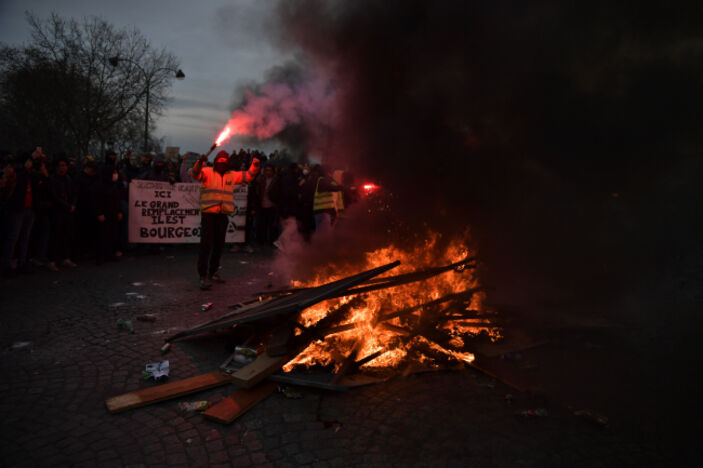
[194,167,249,214]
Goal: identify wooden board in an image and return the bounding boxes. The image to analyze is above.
[202,381,277,425]
[230,353,291,388]
[105,371,231,414]
[268,373,349,391]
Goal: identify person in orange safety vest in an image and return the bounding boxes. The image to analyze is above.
[190,150,260,290]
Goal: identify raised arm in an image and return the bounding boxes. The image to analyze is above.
[190,154,208,180]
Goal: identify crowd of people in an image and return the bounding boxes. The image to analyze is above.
[0,145,357,278]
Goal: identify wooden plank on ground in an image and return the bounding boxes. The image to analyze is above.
[202,381,277,425]
[230,353,291,388]
[105,371,231,414]
[268,373,349,391]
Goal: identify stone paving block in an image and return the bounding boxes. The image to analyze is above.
[231,454,251,465]
[205,439,224,453]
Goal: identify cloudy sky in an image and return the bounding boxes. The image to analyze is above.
[0,0,291,154]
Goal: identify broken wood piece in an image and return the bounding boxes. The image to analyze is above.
[378,322,411,336]
[163,297,274,344]
[202,381,277,425]
[220,345,350,392]
[319,322,357,336]
[230,353,292,388]
[351,350,385,371]
[105,371,231,414]
[268,373,349,391]
[331,341,363,384]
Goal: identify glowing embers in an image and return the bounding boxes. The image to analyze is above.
[283,234,498,373]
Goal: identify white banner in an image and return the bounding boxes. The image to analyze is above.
[128,180,247,243]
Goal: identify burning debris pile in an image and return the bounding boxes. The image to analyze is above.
[283,236,493,373]
[105,236,499,423]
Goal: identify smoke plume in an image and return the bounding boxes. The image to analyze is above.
[226,1,703,318]
[226,60,338,159]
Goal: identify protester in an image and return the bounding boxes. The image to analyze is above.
[94,158,123,264]
[254,164,278,245]
[301,164,344,236]
[47,157,77,271]
[120,150,141,182]
[1,154,38,276]
[74,158,101,261]
[179,152,199,183]
[190,150,260,290]
[136,153,153,179]
[0,151,15,250]
[28,148,52,267]
[138,154,173,182]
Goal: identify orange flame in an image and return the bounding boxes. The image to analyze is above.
[283,232,499,373]
[215,126,232,146]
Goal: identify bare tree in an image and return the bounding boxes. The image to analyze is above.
[0,12,181,158]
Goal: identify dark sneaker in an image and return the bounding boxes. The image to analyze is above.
[210,272,226,283]
[199,277,212,290]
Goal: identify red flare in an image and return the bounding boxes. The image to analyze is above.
[215,126,232,146]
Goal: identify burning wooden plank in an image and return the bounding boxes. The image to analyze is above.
[252,257,476,300]
[162,260,400,346]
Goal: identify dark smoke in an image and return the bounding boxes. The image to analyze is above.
[218,1,703,327]
[262,0,703,321]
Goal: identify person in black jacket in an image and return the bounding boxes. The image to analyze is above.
[47,157,77,271]
[74,159,101,262]
[1,154,39,276]
[28,148,51,267]
[93,163,123,265]
[268,163,306,247]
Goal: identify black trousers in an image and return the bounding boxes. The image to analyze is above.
[50,210,73,262]
[197,212,228,278]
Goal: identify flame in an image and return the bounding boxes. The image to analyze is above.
[283,232,499,373]
[362,183,380,193]
[215,126,232,146]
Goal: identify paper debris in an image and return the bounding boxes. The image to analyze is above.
[143,360,170,380]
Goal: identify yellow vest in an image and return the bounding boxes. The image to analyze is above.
[313,177,344,213]
[199,168,238,214]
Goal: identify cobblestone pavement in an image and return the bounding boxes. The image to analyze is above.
[0,246,695,467]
